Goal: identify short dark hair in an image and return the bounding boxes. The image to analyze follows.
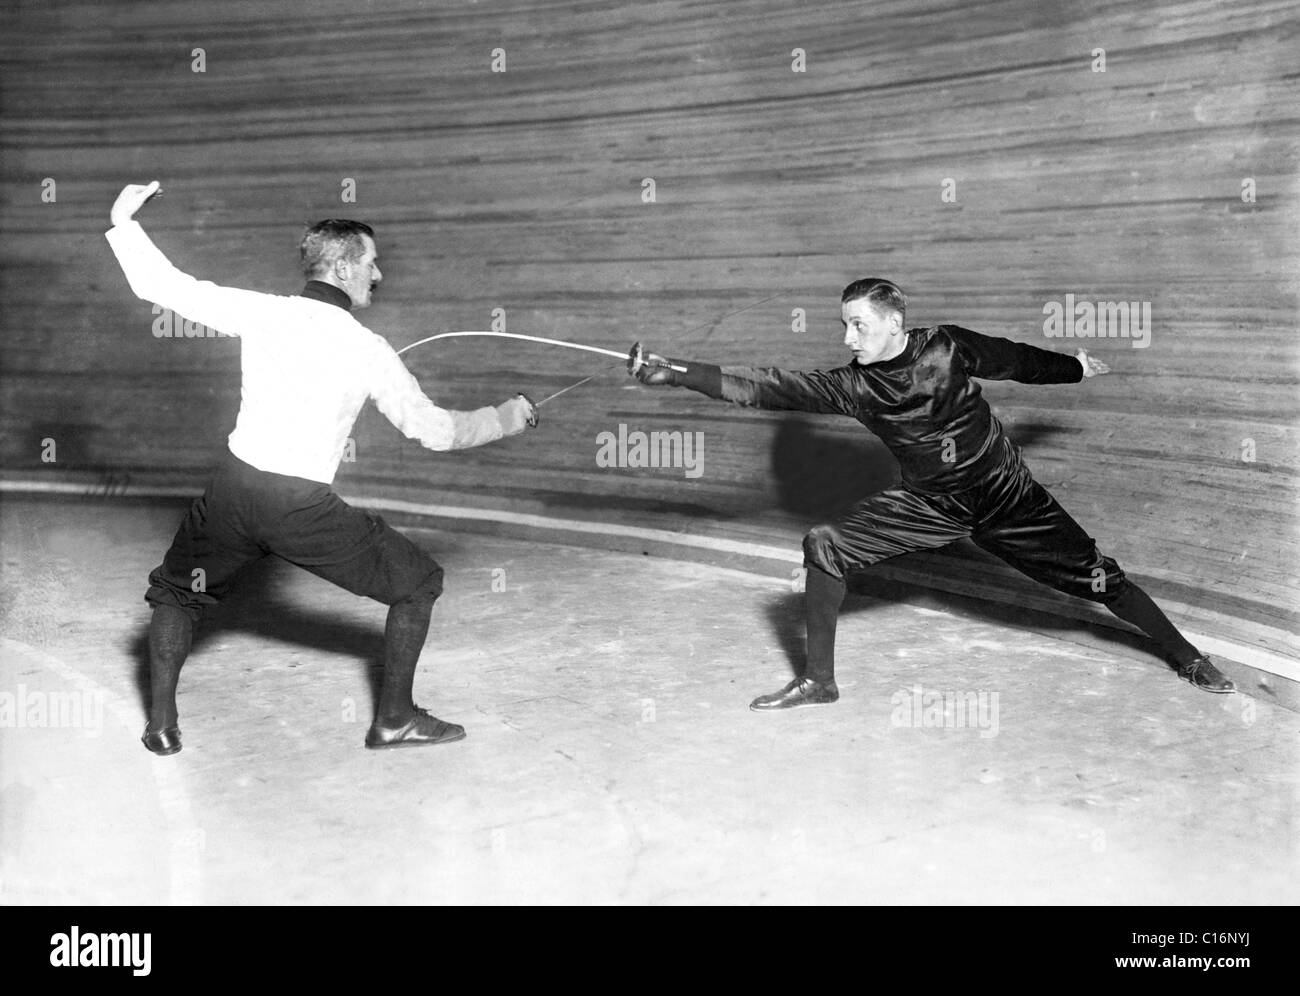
[300,219,375,279]
[841,277,907,324]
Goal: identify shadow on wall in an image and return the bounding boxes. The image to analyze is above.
[23,422,96,473]
[770,411,1073,523]
[769,414,898,521]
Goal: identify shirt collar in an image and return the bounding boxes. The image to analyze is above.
[300,280,353,312]
[872,328,918,369]
[851,329,917,371]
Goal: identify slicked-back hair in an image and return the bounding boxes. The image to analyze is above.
[841,277,907,325]
[300,219,375,280]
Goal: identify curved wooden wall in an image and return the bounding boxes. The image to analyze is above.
[2,1,1297,662]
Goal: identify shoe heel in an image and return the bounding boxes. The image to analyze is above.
[142,726,182,755]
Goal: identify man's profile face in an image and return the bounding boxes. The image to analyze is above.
[841,296,902,365]
[339,234,382,308]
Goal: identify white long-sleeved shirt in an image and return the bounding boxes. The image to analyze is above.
[106,221,507,483]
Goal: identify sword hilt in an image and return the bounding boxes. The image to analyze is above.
[628,341,686,374]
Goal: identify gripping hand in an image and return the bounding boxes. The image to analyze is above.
[497,394,539,436]
[627,341,680,386]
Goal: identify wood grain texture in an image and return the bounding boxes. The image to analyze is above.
[2,0,1297,659]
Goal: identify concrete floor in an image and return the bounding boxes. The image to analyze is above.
[1,496,1296,904]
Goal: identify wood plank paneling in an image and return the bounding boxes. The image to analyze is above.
[2,0,1297,659]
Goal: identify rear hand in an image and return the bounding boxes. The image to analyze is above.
[110,181,162,226]
[1076,348,1109,378]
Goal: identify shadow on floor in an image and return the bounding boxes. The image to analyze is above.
[762,554,1170,681]
[127,556,389,722]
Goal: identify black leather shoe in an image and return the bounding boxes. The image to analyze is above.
[365,707,466,749]
[750,676,839,711]
[141,725,182,756]
[1175,655,1235,694]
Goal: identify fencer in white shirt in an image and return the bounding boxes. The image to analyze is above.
[106,180,536,755]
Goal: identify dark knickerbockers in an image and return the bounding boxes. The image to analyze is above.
[107,199,536,754]
[635,323,1232,707]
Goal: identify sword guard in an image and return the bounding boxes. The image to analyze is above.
[517,393,539,427]
[628,341,687,375]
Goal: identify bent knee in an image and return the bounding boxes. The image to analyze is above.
[802,524,845,579]
[408,564,445,604]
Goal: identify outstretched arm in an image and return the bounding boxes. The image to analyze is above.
[946,325,1089,385]
[369,341,537,451]
[628,343,860,416]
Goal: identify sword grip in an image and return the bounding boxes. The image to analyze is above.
[628,342,687,374]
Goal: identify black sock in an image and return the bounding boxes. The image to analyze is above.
[1106,582,1201,666]
[805,566,846,683]
[147,603,193,730]
[378,595,434,724]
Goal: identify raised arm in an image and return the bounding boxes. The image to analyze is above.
[104,181,268,336]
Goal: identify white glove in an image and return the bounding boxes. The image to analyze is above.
[496,394,538,436]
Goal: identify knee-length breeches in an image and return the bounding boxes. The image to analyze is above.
[802,450,1126,604]
[146,452,444,622]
